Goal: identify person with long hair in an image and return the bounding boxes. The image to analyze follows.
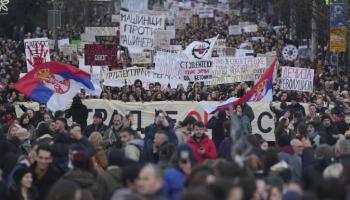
[9,166,38,200]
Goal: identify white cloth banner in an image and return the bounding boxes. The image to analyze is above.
[58,38,69,48]
[15,100,281,141]
[243,24,258,33]
[120,11,166,50]
[280,67,314,92]
[24,37,51,72]
[103,67,188,89]
[205,57,267,85]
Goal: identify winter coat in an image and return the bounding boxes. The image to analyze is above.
[145,122,178,146]
[175,127,192,145]
[62,169,98,196]
[30,163,62,200]
[101,125,124,153]
[164,167,186,200]
[95,166,123,200]
[187,135,217,163]
[278,146,302,183]
[217,137,233,161]
[65,101,88,130]
[145,190,169,200]
[206,117,227,148]
[286,103,306,116]
[83,123,109,138]
[124,138,144,162]
[51,132,71,172]
[70,137,96,157]
[319,123,339,146]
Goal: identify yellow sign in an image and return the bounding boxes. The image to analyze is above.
[330,28,347,53]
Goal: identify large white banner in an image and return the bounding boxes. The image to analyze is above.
[103,67,188,89]
[85,27,118,36]
[121,0,148,12]
[15,101,279,141]
[205,57,267,85]
[24,37,51,72]
[280,67,314,92]
[120,11,166,50]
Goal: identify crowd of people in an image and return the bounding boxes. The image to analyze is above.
[0,1,350,200]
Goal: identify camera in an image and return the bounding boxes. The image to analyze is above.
[180,151,189,164]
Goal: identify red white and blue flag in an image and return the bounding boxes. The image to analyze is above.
[14,62,101,111]
[201,59,277,113]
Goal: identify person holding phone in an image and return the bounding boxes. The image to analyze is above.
[186,121,217,163]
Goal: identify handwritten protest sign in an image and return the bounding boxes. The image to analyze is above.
[280,67,314,92]
[229,25,242,35]
[154,30,171,48]
[24,38,51,72]
[205,57,267,85]
[103,67,188,89]
[84,44,118,66]
[174,17,186,29]
[130,52,152,64]
[80,33,96,42]
[85,27,118,36]
[243,24,258,33]
[197,7,214,18]
[121,0,148,11]
[181,60,213,81]
[60,44,77,56]
[120,11,166,50]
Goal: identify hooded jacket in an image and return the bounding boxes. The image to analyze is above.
[124,138,144,161]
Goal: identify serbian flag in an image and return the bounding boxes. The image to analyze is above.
[201,59,277,113]
[14,62,101,111]
[183,35,219,60]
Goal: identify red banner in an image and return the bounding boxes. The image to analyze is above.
[84,44,118,66]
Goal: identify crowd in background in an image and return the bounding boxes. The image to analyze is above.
[0,1,350,200]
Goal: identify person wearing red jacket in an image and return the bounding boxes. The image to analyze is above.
[186,121,217,163]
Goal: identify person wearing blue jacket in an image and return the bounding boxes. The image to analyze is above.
[164,144,195,200]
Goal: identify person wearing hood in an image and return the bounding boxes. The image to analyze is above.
[8,166,38,200]
[206,110,228,149]
[277,134,301,184]
[68,124,96,157]
[65,96,88,131]
[286,96,306,117]
[120,127,144,162]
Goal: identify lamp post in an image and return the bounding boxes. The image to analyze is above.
[48,0,63,54]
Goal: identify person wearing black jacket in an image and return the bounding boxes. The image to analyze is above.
[83,112,108,138]
[206,110,228,149]
[30,145,62,200]
[52,118,71,173]
[319,114,340,146]
[65,96,88,131]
